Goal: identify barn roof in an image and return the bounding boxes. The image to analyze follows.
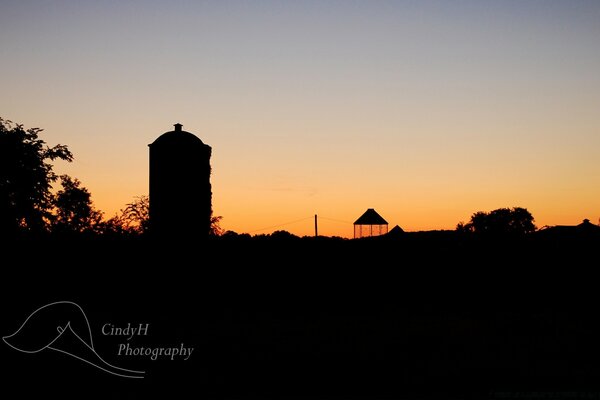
[354,208,388,225]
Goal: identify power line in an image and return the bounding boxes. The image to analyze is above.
[318,216,353,225]
[247,216,314,233]
[247,214,353,234]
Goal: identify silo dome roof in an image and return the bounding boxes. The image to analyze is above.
[150,123,205,146]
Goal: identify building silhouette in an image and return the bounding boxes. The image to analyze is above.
[148,123,212,238]
[353,208,388,238]
[537,218,600,238]
[387,224,405,237]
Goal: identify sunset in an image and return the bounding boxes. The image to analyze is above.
[2,1,599,236]
[3,1,600,398]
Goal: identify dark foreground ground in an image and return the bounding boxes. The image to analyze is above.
[2,231,600,399]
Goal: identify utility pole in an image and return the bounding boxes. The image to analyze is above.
[314,214,318,237]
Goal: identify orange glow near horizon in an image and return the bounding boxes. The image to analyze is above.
[59,146,598,239]
[38,99,600,238]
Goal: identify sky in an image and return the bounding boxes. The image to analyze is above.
[1,0,599,237]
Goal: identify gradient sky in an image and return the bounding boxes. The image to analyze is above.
[2,0,599,237]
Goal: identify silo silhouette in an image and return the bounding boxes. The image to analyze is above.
[149,123,212,238]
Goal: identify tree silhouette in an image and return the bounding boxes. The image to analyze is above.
[52,175,102,234]
[0,118,73,235]
[122,195,150,234]
[458,207,536,235]
[98,195,150,236]
[210,215,224,236]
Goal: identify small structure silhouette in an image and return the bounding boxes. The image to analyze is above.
[353,208,388,238]
[387,225,405,237]
[148,123,212,238]
[537,218,600,238]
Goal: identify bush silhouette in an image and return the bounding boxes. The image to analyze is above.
[457,207,536,236]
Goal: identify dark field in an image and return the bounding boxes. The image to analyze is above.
[2,232,600,399]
